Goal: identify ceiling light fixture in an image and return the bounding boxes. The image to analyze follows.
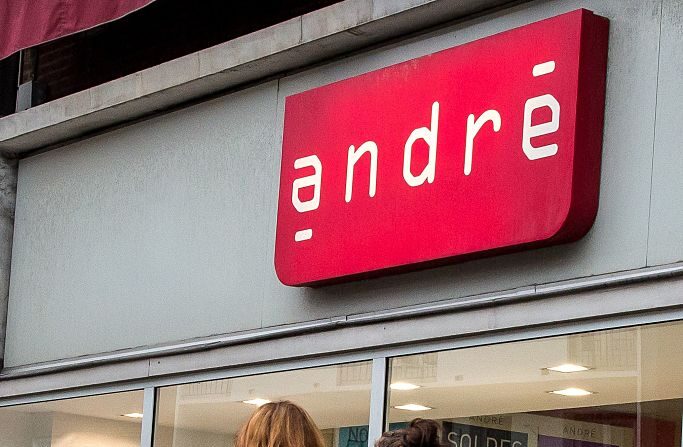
[546,364,591,373]
[122,413,144,419]
[390,382,421,391]
[549,388,595,397]
[393,404,433,411]
[243,398,272,406]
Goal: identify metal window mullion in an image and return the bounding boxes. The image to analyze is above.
[140,387,157,447]
[16,50,23,87]
[368,357,389,447]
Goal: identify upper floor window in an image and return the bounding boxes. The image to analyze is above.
[0,0,342,118]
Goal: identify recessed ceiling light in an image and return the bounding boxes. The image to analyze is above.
[243,398,271,406]
[546,364,591,373]
[549,388,595,397]
[121,413,144,419]
[390,382,421,391]
[393,404,433,411]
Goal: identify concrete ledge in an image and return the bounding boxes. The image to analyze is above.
[0,0,519,155]
[2,262,683,399]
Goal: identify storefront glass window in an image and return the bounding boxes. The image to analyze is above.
[154,361,373,447]
[0,390,144,447]
[387,322,683,447]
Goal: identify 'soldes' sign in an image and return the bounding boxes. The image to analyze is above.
[275,10,609,286]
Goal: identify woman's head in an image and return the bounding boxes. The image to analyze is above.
[235,400,326,447]
[375,419,443,447]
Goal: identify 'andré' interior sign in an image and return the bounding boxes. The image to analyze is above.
[275,10,609,286]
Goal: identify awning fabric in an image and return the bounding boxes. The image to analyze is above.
[0,0,155,61]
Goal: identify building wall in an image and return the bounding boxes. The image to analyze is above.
[4,0,683,367]
[154,425,229,447]
[50,414,140,447]
[0,412,51,447]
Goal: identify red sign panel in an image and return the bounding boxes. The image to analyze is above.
[275,9,609,286]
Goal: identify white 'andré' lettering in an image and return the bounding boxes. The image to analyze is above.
[403,101,440,187]
[291,155,322,213]
[290,61,561,242]
[346,141,378,203]
[522,93,560,160]
[464,110,502,176]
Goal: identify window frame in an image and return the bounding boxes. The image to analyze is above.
[1,311,683,447]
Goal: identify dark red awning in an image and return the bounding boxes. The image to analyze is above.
[0,0,155,60]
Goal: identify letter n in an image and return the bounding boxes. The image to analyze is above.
[346,141,378,202]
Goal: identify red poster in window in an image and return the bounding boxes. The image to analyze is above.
[275,9,609,286]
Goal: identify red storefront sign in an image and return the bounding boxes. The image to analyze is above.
[275,9,609,286]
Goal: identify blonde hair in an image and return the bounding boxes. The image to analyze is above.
[235,400,327,447]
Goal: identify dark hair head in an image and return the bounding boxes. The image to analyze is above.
[375,419,443,447]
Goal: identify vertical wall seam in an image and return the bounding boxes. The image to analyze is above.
[645,0,665,268]
[259,78,283,330]
[0,156,18,368]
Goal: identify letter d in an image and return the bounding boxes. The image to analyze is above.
[403,102,439,187]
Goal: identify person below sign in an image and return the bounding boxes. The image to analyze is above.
[376,419,445,447]
[235,400,326,447]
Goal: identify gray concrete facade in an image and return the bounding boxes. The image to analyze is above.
[3,0,683,372]
[0,0,514,154]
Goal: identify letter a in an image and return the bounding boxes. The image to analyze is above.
[403,102,439,187]
[292,155,322,213]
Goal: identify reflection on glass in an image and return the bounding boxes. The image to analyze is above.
[154,361,372,447]
[0,390,144,447]
[388,322,683,447]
